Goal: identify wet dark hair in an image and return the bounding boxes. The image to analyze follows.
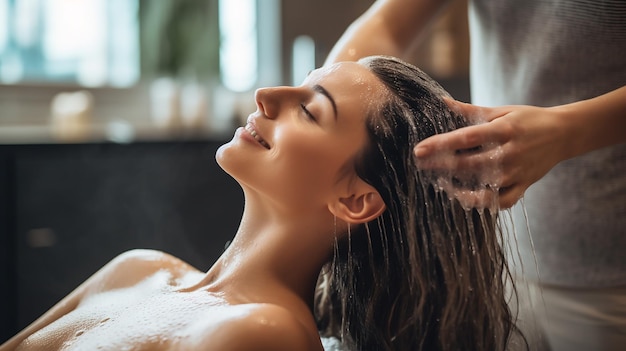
[315,56,523,351]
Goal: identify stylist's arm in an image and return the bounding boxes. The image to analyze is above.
[324,0,450,64]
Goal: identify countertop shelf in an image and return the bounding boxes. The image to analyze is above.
[0,121,237,145]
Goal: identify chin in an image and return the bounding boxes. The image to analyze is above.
[215,140,251,186]
[215,141,234,174]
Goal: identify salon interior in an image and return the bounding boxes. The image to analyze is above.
[0,0,471,343]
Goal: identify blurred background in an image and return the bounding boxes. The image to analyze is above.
[0,0,470,343]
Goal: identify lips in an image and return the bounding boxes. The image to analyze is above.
[244,123,270,149]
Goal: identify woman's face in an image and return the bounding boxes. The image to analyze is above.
[216,61,386,212]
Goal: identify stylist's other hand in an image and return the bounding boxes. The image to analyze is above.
[414,99,567,209]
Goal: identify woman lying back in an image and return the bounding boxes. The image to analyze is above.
[1,56,521,351]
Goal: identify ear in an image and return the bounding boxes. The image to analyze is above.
[330,180,386,224]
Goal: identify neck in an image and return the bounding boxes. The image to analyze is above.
[199,199,336,310]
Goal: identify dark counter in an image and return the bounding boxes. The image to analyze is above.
[0,140,243,343]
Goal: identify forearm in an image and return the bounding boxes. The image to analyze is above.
[553,85,626,160]
[324,0,450,65]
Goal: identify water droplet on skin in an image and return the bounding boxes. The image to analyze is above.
[62,340,74,348]
[75,329,85,337]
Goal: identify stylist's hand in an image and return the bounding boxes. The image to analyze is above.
[414,99,568,209]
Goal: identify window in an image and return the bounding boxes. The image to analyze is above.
[0,0,140,87]
[219,0,257,92]
[0,0,281,129]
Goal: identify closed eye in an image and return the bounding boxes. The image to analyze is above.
[300,103,317,122]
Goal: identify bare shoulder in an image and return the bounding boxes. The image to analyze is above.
[85,249,199,293]
[106,248,195,272]
[186,303,323,351]
[0,249,198,350]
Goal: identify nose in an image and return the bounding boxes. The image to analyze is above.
[254,86,296,119]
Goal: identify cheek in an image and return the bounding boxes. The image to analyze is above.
[269,131,348,195]
[277,135,336,182]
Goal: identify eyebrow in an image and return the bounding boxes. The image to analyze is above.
[313,84,337,120]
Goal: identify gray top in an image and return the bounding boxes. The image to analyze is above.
[469,0,626,287]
